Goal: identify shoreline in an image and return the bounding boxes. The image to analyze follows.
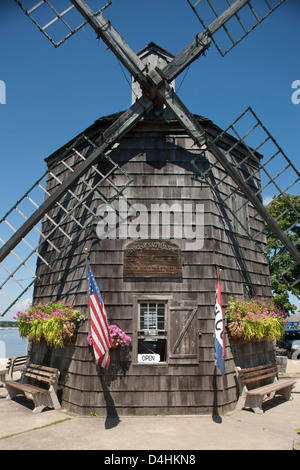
[0,327,18,329]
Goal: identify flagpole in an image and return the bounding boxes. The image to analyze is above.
[84,247,90,333]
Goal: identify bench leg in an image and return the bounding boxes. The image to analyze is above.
[5,384,25,401]
[244,395,264,414]
[31,393,54,413]
[32,403,46,413]
[0,373,5,387]
[277,384,295,401]
[31,388,61,413]
[236,388,264,414]
[49,387,61,411]
[236,393,246,411]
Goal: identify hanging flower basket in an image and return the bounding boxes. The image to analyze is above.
[14,301,85,348]
[87,324,132,349]
[225,297,286,342]
[110,325,132,349]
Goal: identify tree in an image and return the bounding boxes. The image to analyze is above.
[265,194,300,314]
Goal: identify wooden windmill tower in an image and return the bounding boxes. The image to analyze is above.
[0,0,299,415]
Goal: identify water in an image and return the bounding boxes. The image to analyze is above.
[0,328,28,358]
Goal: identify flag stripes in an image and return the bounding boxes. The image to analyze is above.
[87,260,112,369]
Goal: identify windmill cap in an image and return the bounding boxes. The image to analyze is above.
[132,42,175,104]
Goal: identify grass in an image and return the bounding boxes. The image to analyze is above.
[0,417,72,440]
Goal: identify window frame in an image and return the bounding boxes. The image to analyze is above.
[132,294,173,365]
[231,191,250,236]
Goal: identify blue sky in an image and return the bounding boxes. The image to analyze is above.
[0,0,299,319]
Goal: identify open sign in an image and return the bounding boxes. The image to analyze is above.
[138,354,160,363]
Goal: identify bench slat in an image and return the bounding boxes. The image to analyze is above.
[25,366,51,372]
[246,379,297,396]
[239,362,277,374]
[240,370,277,384]
[24,372,52,383]
[238,363,278,384]
[239,363,277,372]
[24,364,59,381]
[5,380,50,395]
[11,355,27,364]
[26,368,56,376]
[28,364,57,371]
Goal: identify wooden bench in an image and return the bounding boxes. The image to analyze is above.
[0,363,7,386]
[0,355,28,385]
[5,363,61,413]
[235,362,297,414]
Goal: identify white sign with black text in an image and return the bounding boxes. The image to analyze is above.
[138,354,160,363]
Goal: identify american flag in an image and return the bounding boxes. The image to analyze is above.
[87,261,112,369]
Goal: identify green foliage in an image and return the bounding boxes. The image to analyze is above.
[265,194,300,314]
[225,297,286,341]
[14,301,85,348]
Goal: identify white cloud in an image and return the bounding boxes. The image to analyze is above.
[263,195,274,206]
[12,298,32,313]
[2,297,32,322]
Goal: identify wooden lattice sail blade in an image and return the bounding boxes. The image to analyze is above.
[187,0,286,57]
[14,0,112,47]
[159,85,300,291]
[0,134,133,317]
[192,107,300,299]
[0,96,151,268]
[0,90,152,317]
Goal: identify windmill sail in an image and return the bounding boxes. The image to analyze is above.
[191,107,300,298]
[2,0,298,317]
[14,0,112,47]
[0,132,133,316]
[187,0,287,57]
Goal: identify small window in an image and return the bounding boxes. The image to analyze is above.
[232,192,249,235]
[138,302,167,362]
[133,295,198,365]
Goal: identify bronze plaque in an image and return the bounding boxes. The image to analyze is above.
[123,240,182,279]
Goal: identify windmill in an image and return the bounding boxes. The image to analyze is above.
[1,0,298,317]
[0,0,299,415]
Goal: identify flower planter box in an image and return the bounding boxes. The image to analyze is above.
[15,301,85,348]
[225,297,285,343]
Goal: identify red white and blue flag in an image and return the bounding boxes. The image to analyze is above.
[87,261,112,369]
[214,276,225,374]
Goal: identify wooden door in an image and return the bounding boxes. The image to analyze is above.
[168,304,198,364]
